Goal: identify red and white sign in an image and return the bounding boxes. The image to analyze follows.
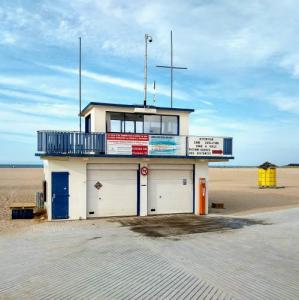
[106,134,149,155]
[140,166,148,176]
[188,137,224,156]
[107,134,149,141]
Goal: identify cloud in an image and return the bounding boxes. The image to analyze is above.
[269,95,299,114]
[1,0,299,164]
[0,108,75,137]
[44,64,190,100]
[0,32,17,45]
[0,101,77,118]
[0,0,287,67]
[0,88,65,104]
[0,76,28,86]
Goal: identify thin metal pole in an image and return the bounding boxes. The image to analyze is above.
[156,30,187,108]
[153,80,156,105]
[79,37,82,133]
[170,30,173,108]
[144,34,148,107]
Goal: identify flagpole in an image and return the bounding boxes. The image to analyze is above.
[79,37,82,133]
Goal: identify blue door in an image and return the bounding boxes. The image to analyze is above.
[52,172,69,219]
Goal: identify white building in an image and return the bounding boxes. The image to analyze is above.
[37,102,233,220]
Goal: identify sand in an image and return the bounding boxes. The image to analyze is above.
[209,167,299,215]
[0,168,43,219]
[0,167,298,232]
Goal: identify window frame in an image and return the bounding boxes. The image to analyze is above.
[161,115,179,135]
[85,114,91,133]
[106,111,179,135]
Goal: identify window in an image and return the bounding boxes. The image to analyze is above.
[135,114,144,133]
[106,112,179,135]
[162,116,178,135]
[85,115,91,133]
[108,112,124,132]
[124,114,143,133]
[144,115,161,134]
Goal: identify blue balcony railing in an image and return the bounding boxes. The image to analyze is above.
[37,131,105,154]
[37,131,233,158]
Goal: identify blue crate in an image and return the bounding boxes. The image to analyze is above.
[12,209,34,219]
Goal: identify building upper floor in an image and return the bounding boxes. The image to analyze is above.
[36,101,233,160]
[82,102,193,136]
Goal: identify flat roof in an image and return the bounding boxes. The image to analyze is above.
[81,102,195,115]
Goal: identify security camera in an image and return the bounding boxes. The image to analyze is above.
[148,37,153,43]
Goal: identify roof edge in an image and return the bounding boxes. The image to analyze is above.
[36,153,234,160]
[81,102,195,116]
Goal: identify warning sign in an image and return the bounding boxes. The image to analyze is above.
[94,181,103,190]
[106,134,149,155]
[188,137,224,156]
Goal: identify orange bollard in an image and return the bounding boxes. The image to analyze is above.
[199,178,206,215]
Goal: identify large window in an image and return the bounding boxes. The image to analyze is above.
[106,112,179,135]
[161,116,178,135]
[125,114,144,133]
[109,112,123,132]
[144,115,161,134]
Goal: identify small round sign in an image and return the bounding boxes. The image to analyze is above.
[140,166,148,176]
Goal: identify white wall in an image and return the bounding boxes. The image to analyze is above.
[42,157,209,220]
[44,159,87,220]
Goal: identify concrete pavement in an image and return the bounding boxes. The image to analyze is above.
[0,208,298,299]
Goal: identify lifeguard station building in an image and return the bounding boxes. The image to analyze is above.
[36,102,233,220]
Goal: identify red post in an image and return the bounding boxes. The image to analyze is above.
[199,178,206,215]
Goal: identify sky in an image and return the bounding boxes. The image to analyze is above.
[0,0,299,165]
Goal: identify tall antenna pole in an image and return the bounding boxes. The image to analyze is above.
[170,30,173,108]
[156,31,187,108]
[79,37,82,133]
[153,80,156,105]
[144,34,147,107]
[143,34,153,107]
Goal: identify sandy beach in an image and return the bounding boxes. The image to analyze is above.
[209,167,299,215]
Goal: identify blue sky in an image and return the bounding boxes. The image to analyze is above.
[0,0,299,165]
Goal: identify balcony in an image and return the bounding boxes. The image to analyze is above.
[37,131,233,159]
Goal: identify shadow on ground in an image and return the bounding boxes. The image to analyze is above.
[112,214,270,238]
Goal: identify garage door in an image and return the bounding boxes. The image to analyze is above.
[87,164,138,217]
[148,165,193,215]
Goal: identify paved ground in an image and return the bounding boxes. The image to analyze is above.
[0,208,299,300]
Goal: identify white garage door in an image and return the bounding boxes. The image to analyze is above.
[148,165,193,215]
[87,164,138,217]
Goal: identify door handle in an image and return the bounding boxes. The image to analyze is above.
[52,193,55,202]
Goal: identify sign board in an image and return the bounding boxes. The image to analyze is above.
[188,137,224,156]
[106,134,186,156]
[140,166,149,176]
[149,135,186,156]
[94,181,103,190]
[106,134,149,155]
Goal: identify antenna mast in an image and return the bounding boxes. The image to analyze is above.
[144,34,153,107]
[156,30,187,108]
[79,37,82,133]
[153,80,156,105]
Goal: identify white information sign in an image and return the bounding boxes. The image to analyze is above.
[188,137,224,156]
[106,134,149,155]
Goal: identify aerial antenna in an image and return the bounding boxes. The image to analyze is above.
[79,37,82,133]
[153,80,156,105]
[156,30,187,108]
